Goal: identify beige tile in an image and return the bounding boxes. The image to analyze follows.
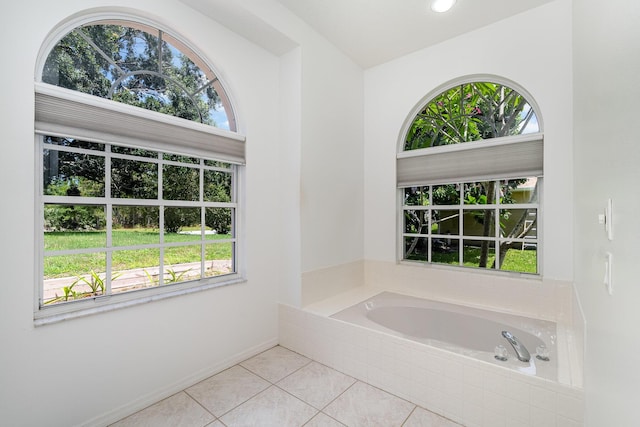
[277,361,356,409]
[205,421,225,427]
[557,415,583,427]
[530,385,558,412]
[531,406,556,426]
[186,365,270,417]
[462,401,483,427]
[323,381,415,427]
[110,392,214,427]
[305,412,346,427]
[403,407,462,427]
[556,392,584,422]
[220,385,317,427]
[240,345,311,382]
[482,408,506,427]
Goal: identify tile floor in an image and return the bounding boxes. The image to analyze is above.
[110,345,461,427]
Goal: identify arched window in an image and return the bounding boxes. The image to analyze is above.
[399,79,542,274]
[40,20,236,131]
[35,18,244,321]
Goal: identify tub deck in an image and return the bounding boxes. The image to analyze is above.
[331,291,558,381]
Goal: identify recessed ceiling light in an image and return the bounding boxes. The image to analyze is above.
[431,0,457,13]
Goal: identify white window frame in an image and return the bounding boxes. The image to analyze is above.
[35,134,245,326]
[396,76,544,277]
[34,16,245,324]
[399,178,541,275]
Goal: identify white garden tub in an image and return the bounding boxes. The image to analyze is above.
[331,291,557,381]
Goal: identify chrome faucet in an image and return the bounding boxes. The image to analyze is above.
[501,331,531,362]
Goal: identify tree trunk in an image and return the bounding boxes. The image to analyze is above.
[492,181,539,269]
[478,182,496,267]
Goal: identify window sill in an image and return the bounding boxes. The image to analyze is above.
[34,275,246,326]
[397,259,542,281]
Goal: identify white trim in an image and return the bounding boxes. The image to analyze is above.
[77,337,278,427]
[403,202,540,210]
[34,135,45,313]
[398,259,542,279]
[35,276,246,326]
[42,195,236,208]
[396,76,545,275]
[37,134,243,321]
[399,178,540,274]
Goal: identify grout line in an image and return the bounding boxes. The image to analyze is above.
[302,412,347,427]
[401,406,419,426]
[276,359,314,379]
[212,347,317,423]
[318,379,359,412]
[269,358,313,384]
[239,345,312,384]
[183,388,218,421]
[188,365,271,419]
[115,345,465,427]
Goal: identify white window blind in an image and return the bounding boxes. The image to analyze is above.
[397,133,543,187]
[35,82,246,164]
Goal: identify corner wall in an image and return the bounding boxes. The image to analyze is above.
[573,0,640,425]
[241,0,366,305]
[0,1,284,425]
[298,39,365,303]
[363,0,574,284]
[299,45,364,275]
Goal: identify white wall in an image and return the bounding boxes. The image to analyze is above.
[14,0,638,425]
[240,0,365,302]
[299,45,364,273]
[363,0,574,283]
[298,42,364,301]
[573,0,640,425]
[278,47,303,306]
[0,1,284,425]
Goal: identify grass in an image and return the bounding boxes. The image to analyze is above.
[44,229,232,278]
[414,246,537,274]
[44,229,228,250]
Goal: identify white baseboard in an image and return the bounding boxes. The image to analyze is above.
[77,337,279,427]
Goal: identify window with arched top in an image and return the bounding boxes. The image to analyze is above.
[398,80,542,275]
[35,18,245,322]
[40,21,236,131]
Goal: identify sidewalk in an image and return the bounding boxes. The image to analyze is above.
[43,260,232,301]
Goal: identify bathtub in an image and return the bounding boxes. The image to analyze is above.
[280,288,584,425]
[331,291,557,381]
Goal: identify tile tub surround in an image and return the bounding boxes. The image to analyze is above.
[279,302,585,427]
[331,291,559,382]
[110,345,461,427]
[301,259,585,388]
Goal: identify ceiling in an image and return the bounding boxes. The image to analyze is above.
[271,0,555,68]
[182,0,556,68]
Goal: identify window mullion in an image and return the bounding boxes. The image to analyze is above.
[105,145,113,295]
[458,183,463,266]
[428,186,433,263]
[36,136,45,309]
[159,152,165,285]
[37,19,243,319]
[400,178,539,275]
[494,180,501,270]
[200,159,205,279]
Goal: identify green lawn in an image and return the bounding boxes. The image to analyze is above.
[421,246,537,273]
[44,230,232,278]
